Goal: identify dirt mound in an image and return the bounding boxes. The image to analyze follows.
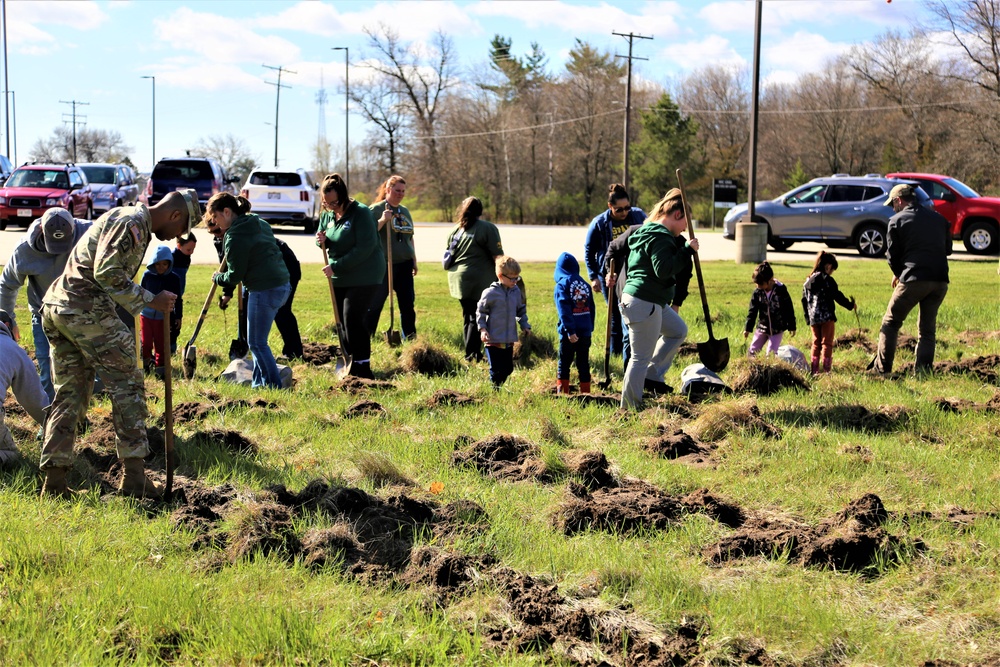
[835,331,874,353]
[897,332,918,352]
[645,430,715,466]
[728,358,809,396]
[191,429,258,454]
[301,341,341,365]
[567,393,620,407]
[300,525,365,569]
[172,399,276,424]
[343,400,388,419]
[3,397,26,417]
[226,500,301,561]
[798,404,912,433]
[682,488,746,528]
[932,393,1000,414]
[513,330,556,367]
[400,341,455,376]
[335,376,396,394]
[562,450,616,490]
[80,412,166,456]
[452,434,553,482]
[555,480,685,535]
[957,330,1000,346]
[426,389,477,407]
[676,341,698,357]
[399,546,497,594]
[690,399,782,442]
[926,354,1000,384]
[705,493,924,574]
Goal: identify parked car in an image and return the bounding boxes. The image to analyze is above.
[722,174,935,258]
[0,163,93,230]
[78,163,139,214]
[240,169,320,233]
[145,156,238,208]
[885,172,999,255]
[0,154,13,186]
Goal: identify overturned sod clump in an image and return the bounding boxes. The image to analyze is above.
[300,524,365,570]
[426,389,478,407]
[351,451,414,487]
[567,393,620,407]
[918,354,1000,384]
[705,493,925,574]
[399,546,498,594]
[335,376,396,394]
[171,398,276,424]
[343,400,388,419]
[301,341,341,365]
[81,412,166,452]
[452,434,554,482]
[935,392,1000,413]
[561,450,617,490]
[225,499,301,562]
[689,397,782,442]
[728,357,809,396]
[645,429,716,467]
[787,404,912,433]
[555,479,685,535]
[513,330,556,367]
[400,340,456,376]
[192,429,258,454]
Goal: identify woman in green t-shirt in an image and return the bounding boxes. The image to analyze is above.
[444,196,503,361]
[364,175,417,339]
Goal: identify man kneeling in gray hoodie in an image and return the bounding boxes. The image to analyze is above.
[0,309,48,466]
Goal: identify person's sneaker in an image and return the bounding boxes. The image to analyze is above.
[643,378,673,395]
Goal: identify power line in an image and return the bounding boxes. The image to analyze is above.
[59,99,89,162]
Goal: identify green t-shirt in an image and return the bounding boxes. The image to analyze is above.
[445,219,503,300]
[371,199,415,264]
[319,201,386,287]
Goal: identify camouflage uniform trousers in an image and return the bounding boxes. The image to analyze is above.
[39,303,150,470]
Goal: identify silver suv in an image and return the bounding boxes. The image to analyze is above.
[722,174,935,258]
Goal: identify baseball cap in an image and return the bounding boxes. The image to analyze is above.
[178,188,201,235]
[40,207,76,254]
[883,183,915,206]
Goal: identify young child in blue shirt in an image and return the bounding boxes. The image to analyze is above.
[139,245,182,374]
[476,255,530,389]
[553,252,596,394]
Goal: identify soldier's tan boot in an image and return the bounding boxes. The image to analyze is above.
[119,458,162,499]
[40,467,79,499]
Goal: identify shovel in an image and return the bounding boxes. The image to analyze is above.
[229,283,249,360]
[319,237,352,378]
[851,295,862,336]
[598,259,616,391]
[383,214,402,347]
[677,168,730,372]
[163,313,175,501]
[181,254,228,379]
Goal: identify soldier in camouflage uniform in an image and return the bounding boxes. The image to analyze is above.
[38,190,201,499]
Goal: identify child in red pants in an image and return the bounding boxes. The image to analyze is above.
[139,245,182,373]
[801,251,855,374]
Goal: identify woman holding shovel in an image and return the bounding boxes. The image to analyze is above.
[619,188,698,410]
[316,173,385,380]
[205,193,290,389]
[364,175,417,341]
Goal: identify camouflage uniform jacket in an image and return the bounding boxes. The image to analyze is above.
[42,205,155,316]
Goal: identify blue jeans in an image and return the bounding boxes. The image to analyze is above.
[32,314,55,403]
[247,283,290,388]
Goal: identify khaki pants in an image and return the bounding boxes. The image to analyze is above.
[873,280,948,373]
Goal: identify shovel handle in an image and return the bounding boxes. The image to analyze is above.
[385,208,397,332]
[676,169,716,340]
[183,253,227,351]
[163,313,174,500]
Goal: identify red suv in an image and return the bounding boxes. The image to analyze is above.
[0,163,94,230]
[886,172,999,255]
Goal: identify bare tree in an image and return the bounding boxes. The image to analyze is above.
[349,74,408,175]
[29,127,132,164]
[192,134,260,185]
[678,65,751,180]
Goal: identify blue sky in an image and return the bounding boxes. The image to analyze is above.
[1,0,929,176]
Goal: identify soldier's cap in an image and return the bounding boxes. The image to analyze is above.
[884,183,915,206]
[40,207,76,254]
[178,188,201,235]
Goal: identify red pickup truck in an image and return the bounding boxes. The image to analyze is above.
[887,172,999,255]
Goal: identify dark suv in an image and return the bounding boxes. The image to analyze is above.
[722,174,935,258]
[0,163,93,230]
[145,157,238,207]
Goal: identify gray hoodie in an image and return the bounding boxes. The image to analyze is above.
[0,217,92,327]
[0,320,48,460]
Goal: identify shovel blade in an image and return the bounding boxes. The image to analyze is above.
[697,337,731,373]
[384,329,402,347]
[229,338,249,360]
[182,346,197,379]
[334,352,353,380]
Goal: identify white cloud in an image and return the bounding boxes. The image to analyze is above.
[699,0,895,34]
[661,34,745,71]
[471,1,681,39]
[154,7,301,65]
[154,61,270,93]
[763,31,851,78]
[5,0,107,52]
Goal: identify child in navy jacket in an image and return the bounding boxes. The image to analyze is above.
[553,252,596,393]
[139,245,183,373]
[477,255,531,389]
[802,251,855,374]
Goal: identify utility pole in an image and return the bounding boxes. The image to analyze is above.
[614,31,652,198]
[59,99,89,162]
[745,0,763,227]
[263,64,295,168]
[332,47,349,184]
[2,0,9,157]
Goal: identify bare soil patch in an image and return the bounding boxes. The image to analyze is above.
[689,399,782,442]
[773,404,912,433]
[400,341,455,376]
[921,354,1000,384]
[343,400,388,419]
[399,546,498,596]
[301,341,341,365]
[426,389,478,407]
[333,376,396,394]
[835,330,874,353]
[705,493,925,574]
[728,358,809,396]
[566,393,620,407]
[645,429,716,467]
[957,330,1000,346]
[191,428,258,454]
[452,434,553,483]
[171,398,276,424]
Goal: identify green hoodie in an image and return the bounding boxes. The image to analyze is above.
[213,213,290,292]
[319,201,386,287]
[622,221,688,307]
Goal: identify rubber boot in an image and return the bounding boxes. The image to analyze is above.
[556,379,570,394]
[119,458,162,499]
[822,356,832,373]
[810,357,820,375]
[579,381,591,394]
[40,467,78,499]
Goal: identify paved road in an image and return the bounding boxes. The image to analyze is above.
[0,218,984,266]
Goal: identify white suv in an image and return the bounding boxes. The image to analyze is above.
[241,169,320,233]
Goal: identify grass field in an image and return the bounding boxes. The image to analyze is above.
[3,257,1000,665]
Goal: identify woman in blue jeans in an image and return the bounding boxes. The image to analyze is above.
[205,193,291,389]
[620,188,698,410]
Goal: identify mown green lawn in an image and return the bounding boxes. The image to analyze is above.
[2,257,1000,665]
